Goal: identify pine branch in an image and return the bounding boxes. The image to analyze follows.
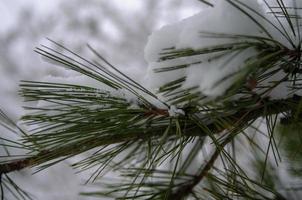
[0,96,299,175]
[2,1,302,199]
[0,154,42,174]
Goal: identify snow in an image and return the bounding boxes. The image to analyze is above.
[144,0,302,100]
[7,163,81,200]
[183,48,257,97]
[1,0,302,199]
[168,105,185,117]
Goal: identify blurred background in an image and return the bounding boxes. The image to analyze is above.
[0,1,203,199]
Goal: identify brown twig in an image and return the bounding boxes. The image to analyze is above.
[0,158,34,174]
[167,95,300,199]
[144,107,169,116]
[167,117,244,200]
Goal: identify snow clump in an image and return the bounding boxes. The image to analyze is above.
[144,0,301,100]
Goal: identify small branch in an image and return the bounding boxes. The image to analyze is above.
[0,152,48,174]
[167,96,301,199]
[144,107,169,116]
[168,132,235,200]
[0,159,32,174]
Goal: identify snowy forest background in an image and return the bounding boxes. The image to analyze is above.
[0,1,202,199]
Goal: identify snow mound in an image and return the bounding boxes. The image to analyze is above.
[144,0,301,100]
[168,105,185,117]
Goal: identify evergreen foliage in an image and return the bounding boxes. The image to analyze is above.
[1,0,302,199]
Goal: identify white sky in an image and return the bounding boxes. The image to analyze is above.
[0,0,202,33]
